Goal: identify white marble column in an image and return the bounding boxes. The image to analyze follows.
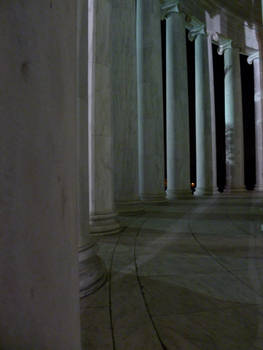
[248,52,263,191]
[136,0,166,202]
[88,0,120,235]
[187,18,217,196]
[77,0,107,297]
[112,1,143,214]
[218,38,245,193]
[164,3,192,199]
[0,2,81,348]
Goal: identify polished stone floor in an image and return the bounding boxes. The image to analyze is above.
[81,194,263,350]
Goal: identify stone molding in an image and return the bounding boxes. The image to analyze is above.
[247,51,260,64]
[213,33,240,55]
[162,0,262,29]
[161,0,180,19]
[215,34,232,55]
[185,16,206,41]
[161,0,262,54]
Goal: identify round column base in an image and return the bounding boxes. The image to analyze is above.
[79,241,107,298]
[115,200,145,216]
[194,187,218,197]
[89,212,121,236]
[254,185,263,192]
[219,187,248,199]
[166,189,193,200]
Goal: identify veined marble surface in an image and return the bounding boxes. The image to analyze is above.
[81,194,263,349]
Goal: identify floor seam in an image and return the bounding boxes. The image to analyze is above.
[134,216,171,350]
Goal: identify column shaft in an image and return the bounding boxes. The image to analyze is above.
[137,0,165,202]
[88,0,120,235]
[0,2,81,348]
[166,11,191,199]
[77,0,107,297]
[194,33,217,195]
[112,1,142,214]
[224,47,245,192]
[253,57,263,191]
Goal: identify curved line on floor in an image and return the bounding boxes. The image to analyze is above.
[108,214,147,350]
[188,216,263,300]
[133,216,170,350]
[108,231,123,350]
[226,210,258,238]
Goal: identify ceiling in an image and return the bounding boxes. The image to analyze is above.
[212,0,262,25]
[161,0,262,26]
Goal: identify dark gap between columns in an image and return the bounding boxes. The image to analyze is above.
[240,54,256,190]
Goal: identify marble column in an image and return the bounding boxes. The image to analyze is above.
[165,3,191,199]
[218,38,245,193]
[136,0,166,202]
[248,52,263,191]
[187,19,217,196]
[112,1,143,214]
[77,0,107,297]
[88,0,120,235]
[0,2,81,348]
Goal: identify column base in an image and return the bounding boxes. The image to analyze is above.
[89,212,121,236]
[79,241,107,298]
[223,187,247,194]
[115,199,145,216]
[166,189,193,200]
[140,192,167,204]
[254,185,263,192]
[220,187,248,199]
[194,187,218,197]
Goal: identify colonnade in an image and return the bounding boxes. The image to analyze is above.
[78,0,263,308]
[2,0,263,347]
[88,0,263,243]
[80,0,263,325]
[162,1,263,197]
[89,0,167,232]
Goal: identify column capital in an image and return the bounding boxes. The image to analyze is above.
[213,33,239,55]
[215,34,232,55]
[161,0,181,19]
[247,51,260,64]
[185,16,205,41]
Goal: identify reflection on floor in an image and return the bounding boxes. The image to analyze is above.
[81,194,263,350]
